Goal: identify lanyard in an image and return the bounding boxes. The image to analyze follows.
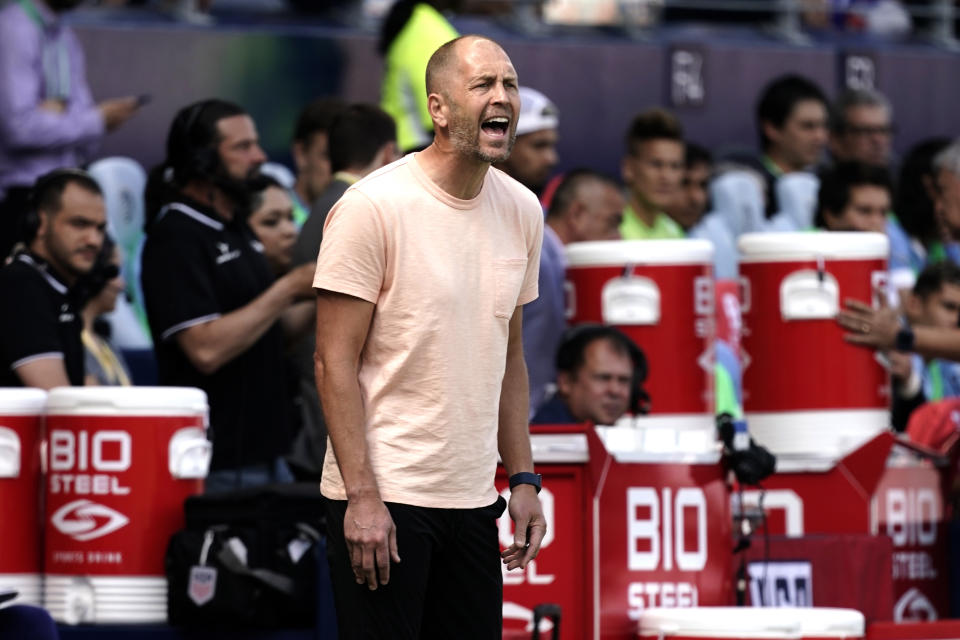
[19,0,71,101]
[82,331,132,386]
[761,155,785,180]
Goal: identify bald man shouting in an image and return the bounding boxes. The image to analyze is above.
[313,35,546,638]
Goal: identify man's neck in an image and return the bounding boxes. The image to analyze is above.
[764,150,798,175]
[416,142,489,200]
[181,181,234,221]
[27,244,75,286]
[627,192,659,228]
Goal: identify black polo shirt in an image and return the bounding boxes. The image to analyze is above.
[0,252,84,387]
[140,199,293,471]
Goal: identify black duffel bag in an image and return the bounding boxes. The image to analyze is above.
[165,482,326,629]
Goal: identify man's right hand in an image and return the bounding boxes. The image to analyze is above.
[344,495,400,590]
[284,263,318,300]
[98,97,140,132]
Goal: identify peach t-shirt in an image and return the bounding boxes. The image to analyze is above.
[314,153,543,509]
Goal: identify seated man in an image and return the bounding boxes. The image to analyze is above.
[0,169,106,389]
[532,325,643,426]
[619,108,686,239]
[524,169,624,416]
[665,142,712,232]
[814,161,892,234]
[890,262,960,431]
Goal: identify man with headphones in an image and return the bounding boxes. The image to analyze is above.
[531,324,644,426]
[140,99,316,492]
[0,168,106,388]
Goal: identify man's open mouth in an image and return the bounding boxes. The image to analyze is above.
[481,116,509,137]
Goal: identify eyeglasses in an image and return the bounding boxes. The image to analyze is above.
[844,124,896,137]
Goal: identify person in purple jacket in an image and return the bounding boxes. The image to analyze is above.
[0,0,140,259]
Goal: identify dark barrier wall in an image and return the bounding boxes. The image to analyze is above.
[76,22,959,180]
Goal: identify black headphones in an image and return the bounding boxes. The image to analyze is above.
[168,101,220,183]
[556,323,651,415]
[22,168,100,243]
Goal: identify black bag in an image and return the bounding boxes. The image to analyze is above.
[165,483,326,629]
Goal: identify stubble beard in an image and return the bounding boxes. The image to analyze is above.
[448,108,516,165]
[45,232,93,280]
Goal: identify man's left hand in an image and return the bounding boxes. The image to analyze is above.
[500,485,546,571]
[837,296,900,350]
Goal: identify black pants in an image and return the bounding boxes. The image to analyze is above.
[325,496,506,640]
[0,186,32,262]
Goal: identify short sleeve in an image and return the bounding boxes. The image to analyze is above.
[313,189,387,305]
[517,205,543,306]
[141,229,221,341]
[0,272,64,370]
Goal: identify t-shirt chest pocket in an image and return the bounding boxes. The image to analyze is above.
[493,258,527,319]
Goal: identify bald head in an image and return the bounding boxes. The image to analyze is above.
[425,35,501,98]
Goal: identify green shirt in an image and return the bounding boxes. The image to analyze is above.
[619,204,685,240]
[381,3,458,153]
[715,362,742,418]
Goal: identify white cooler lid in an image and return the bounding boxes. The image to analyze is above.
[798,608,865,636]
[0,388,47,414]
[638,607,864,638]
[566,239,713,267]
[46,386,208,415]
[738,232,888,262]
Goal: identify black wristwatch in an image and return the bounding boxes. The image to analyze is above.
[895,325,915,352]
[508,472,542,494]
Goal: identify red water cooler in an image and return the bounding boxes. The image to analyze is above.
[738,232,890,460]
[0,389,46,607]
[498,427,733,639]
[43,387,211,624]
[565,239,715,440]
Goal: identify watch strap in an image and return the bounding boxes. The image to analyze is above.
[895,326,915,352]
[508,471,542,493]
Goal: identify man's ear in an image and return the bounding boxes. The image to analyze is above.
[556,370,574,397]
[822,207,841,229]
[762,120,782,148]
[34,209,51,240]
[620,156,634,185]
[291,141,307,172]
[567,199,587,239]
[903,291,922,320]
[428,93,448,130]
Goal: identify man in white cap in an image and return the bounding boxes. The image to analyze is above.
[495,86,559,197]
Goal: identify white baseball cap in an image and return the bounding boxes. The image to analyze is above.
[516,86,559,136]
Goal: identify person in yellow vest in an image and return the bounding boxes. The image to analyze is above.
[77,235,132,386]
[619,108,686,239]
[379,0,459,153]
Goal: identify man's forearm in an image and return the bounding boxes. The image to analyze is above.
[315,353,379,498]
[498,310,535,477]
[914,326,960,362]
[176,277,295,374]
